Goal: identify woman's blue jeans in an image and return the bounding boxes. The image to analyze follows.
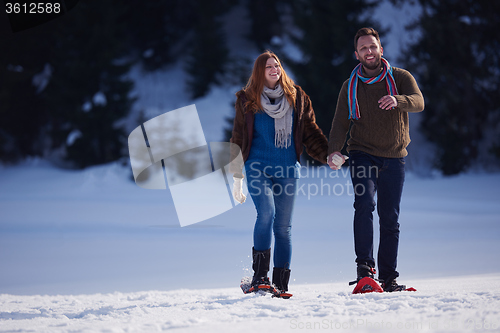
[349,151,405,283]
[245,168,298,269]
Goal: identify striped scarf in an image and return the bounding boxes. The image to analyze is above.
[347,57,398,120]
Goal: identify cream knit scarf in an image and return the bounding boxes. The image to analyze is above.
[261,84,293,148]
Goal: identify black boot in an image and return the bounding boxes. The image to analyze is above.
[357,263,376,280]
[272,267,291,292]
[349,262,377,285]
[382,279,406,292]
[251,247,271,287]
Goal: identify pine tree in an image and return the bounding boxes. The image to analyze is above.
[393,0,500,174]
[281,0,378,143]
[185,0,237,99]
[246,0,283,50]
[0,63,46,161]
[46,1,134,168]
[118,0,196,71]
[0,2,135,168]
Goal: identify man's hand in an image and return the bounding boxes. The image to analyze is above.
[327,152,348,170]
[378,95,398,110]
[232,176,246,204]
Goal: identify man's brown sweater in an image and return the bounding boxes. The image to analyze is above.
[328,67,424,158]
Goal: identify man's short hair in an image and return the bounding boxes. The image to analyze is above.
[354,27,381,51]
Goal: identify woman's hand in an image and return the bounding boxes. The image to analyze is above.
[327,152,348,170]
[232,176,246,204]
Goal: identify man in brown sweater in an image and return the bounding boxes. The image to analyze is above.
[327,27,424,292]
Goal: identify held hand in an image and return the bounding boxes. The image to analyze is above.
[232,177,246,204]
[378,95,398,110]
[327,152,348,170]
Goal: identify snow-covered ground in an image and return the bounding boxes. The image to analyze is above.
[1,161,499,332]
[1,274,499,333]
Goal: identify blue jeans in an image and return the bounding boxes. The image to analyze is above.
[349,151,405,283]
[245,168,298,269]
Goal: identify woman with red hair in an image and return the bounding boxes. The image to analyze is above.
[230,51,327,297]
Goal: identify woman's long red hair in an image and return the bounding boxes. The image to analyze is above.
[242,51,296,113]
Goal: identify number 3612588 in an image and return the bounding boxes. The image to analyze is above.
[6,3,61,14]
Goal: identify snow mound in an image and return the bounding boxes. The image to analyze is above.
[1,274,499,332]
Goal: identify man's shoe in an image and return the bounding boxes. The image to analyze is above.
[382,279,406,292]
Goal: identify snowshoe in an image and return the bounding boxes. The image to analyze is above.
[352,276,384,294]
[272,290,293,299]
[240,276,277,295]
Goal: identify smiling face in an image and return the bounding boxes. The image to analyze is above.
[264,57,281,88]
[355,35,384,73]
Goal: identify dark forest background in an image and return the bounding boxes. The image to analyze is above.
[1,0,499,175]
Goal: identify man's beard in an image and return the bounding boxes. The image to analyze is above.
[360,55,381,71]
